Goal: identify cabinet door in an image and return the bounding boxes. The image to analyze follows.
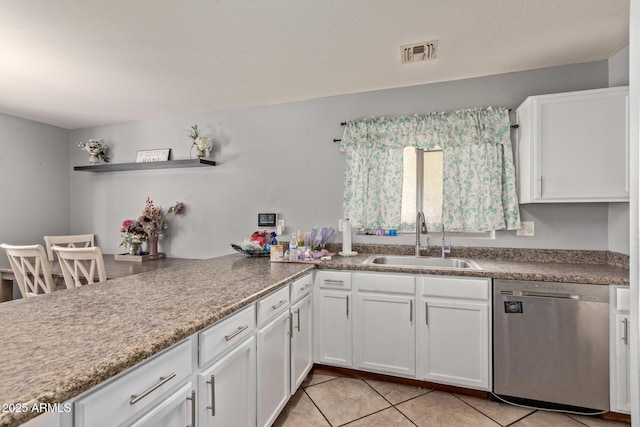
[314,290,352,367]
[355,293,415,377]
[612,313,631,414]
[198,336,256,427]
[291,294,313,393]
[257,310,290,427]
[129,384,195,427]
[418,298,490,390]
[518,87,629,203]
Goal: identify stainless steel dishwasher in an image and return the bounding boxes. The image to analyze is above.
[493,279,609,411]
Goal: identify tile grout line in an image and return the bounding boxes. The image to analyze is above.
[450,392,509,426]
[301,386,335,427]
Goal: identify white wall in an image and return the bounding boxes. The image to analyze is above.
[69,60,613,259]
[0,113,70,267]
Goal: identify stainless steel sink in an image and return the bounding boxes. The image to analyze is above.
[363,255,482,270]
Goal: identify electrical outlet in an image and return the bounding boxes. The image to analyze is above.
[517,221,535,237]
[338,219,344,232]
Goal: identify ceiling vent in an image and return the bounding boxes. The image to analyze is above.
[401,40,438,64]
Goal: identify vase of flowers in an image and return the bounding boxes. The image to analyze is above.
[138,197,185,255]
[187,124,213,159]
[120,219,147,255]
[78,139,110,165]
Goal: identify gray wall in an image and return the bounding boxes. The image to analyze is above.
[0,113,70,267]
[69,60,614,259]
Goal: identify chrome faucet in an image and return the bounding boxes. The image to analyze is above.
[441,228,451,258]
[415,211,429,256]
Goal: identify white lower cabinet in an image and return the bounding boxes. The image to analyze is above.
[73,339,194,427]
[290,293,313,393]
[354,272,415,377]
[197,336,256,426]
[129,383,195,427]
[610,286,631,414]
[417,276,491,391]
[314,271,353,367]
[256,285,291,427]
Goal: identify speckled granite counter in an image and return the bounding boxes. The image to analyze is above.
[0,254,314,427]
[320,253,629,285]
[0,249,629,426]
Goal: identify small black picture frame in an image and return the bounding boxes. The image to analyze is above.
[258,213,277,227]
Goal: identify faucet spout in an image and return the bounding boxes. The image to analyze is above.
[415,211,429,256]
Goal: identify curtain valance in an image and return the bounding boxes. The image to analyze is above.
[340,107,520,232]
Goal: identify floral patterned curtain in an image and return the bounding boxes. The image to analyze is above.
[340,107,520,231]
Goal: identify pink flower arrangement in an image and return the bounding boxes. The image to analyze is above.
[120,219,147,247]
[137,197,184,238]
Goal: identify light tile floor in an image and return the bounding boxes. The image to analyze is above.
[274,371,630,427]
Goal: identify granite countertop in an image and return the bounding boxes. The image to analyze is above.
[321,254,629,285]
[0,254,314,427]
[0,248,629,426]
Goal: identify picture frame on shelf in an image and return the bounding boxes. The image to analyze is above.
[135,148,171,163]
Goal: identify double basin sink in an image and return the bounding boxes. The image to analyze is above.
[363,255,482,270]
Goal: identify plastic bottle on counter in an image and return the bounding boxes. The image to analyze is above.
[289,235,298,261]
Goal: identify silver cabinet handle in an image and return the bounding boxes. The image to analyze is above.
[225,324,249,341]
[187,389,196,427]
[300,283,312,291]
[325,279,344,286]
[130,372,176,405]
[296,308,301,332]
[623,318,629,345]
[206,375,216,416]
[289,314,293,337]
[346,295,349,317]
[425,302,429,325]
[272,300,287,310]
[409,300,413,323]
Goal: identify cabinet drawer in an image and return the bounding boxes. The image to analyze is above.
[290,274,313,304]
[316,271,352,290]
[616,287,630,312]
[199,305,256,366]
[257,286,290,327]
[355,272,415,294]
[420,276,490,301]
[74,339,193,427]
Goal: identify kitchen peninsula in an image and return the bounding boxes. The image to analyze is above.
[0,250,628,426]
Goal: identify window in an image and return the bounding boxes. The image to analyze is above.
[400,147,493,238]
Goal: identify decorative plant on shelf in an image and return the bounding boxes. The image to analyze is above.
[187,124,213,158]
[78,139,110,165]
[137,197,185,255]
[120,219,148,255]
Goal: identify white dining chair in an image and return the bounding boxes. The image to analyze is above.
[52,245,107,289]
[43,234,95,263]
[0,243,56,298]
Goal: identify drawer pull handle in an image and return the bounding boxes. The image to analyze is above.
[206,375,216,416]
[325,279,344,286]
[225,324,249,341]
[272,300,287,310]
[187,389,196,426]
[622,318,629,345]
[300,283,312,291]
[130,372,176,405]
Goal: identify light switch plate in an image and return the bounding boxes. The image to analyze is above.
[517,221,535,237]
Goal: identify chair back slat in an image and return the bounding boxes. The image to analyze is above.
[1,244,56,297]
[43,234,95,262]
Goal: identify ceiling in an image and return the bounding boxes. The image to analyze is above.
[0,0,629,130]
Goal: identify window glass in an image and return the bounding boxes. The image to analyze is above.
[400,147,443,232]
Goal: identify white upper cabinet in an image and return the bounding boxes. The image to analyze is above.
[516,86,629,203]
